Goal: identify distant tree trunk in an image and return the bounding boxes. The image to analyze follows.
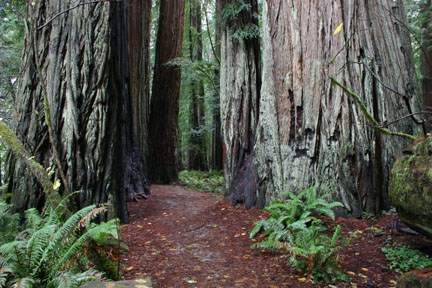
[6,0,149,222]
[211,0,224,170]
[220,0,261,207]
[422,0,432,131]
[211,0,225,170]
[237,0,421,215]
[188,0,207,171]
[129,0,152,167]
[148,0,185,183]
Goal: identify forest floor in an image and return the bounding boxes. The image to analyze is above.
[120,185,432,288]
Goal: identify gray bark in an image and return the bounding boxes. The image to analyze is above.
[252,0,423,215]
[220,0,261,207]
[6,0,149,222]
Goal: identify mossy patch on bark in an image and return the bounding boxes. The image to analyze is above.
[389,136,432,238]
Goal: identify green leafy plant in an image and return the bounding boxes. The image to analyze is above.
[382,242,432,273]
[221,0,260,41]
[250,185,345,283]
[0,203,125,287]
[179,170,224,193]
[0,200,19,246]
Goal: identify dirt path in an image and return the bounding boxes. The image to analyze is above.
[120,185,429,287]
[121,185,294,287]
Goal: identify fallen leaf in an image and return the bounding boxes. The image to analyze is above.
[334,22,344,35]
[298,277,307,282]
[186,279,197,284]
[346,271,356,276]
[361,267,369,272]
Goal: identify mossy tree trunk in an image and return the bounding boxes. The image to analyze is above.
[148,0,185,184]
[220,0,261,207]
[6,0,149,222]
[222,0,423,214]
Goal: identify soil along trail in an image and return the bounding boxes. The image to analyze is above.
[120,185,420,287]
[120,185,296,287]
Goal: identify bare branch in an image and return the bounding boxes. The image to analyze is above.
[38,0,110,30]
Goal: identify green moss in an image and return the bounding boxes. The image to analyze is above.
[389,136,432,237]
[0,120,64,212]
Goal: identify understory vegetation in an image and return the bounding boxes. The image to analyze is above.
[382,239,432,273]
[0,200,125,288]
[178,170,224,193]
[249,185,346,283]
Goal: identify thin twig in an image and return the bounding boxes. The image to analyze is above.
[360,59,409,99]
[370,111,432,128]
[331,77,416,141]
[38,0,107,30]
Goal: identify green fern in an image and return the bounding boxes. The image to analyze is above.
[9,277,34,288]
[0,204,122,287]
[250,185,345,283]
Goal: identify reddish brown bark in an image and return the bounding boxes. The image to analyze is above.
[423,0,432,131]
[148,0,185,184]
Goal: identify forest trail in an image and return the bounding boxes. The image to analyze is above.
[120,185,297,287]
[119,185,425,288]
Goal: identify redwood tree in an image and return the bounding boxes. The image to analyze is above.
[6,0,149,222]
[220,0,261,207]
[148,0,185,183]
[129,0,152,167]
[222,0,423,215]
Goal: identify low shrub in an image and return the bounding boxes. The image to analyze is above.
[178,170,224,193]
[382,241,432,273]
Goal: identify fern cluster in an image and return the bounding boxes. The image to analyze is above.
[250,185,345,283]
[0,203,124,288]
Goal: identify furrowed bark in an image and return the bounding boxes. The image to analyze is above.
[6,0,149,222]
[251,0,422,215]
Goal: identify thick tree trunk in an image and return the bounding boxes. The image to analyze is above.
[6,0,149,222]
[220,0,261,207]
[129,0,152,167]
[148,0,185,184]
[243,0,422,215]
